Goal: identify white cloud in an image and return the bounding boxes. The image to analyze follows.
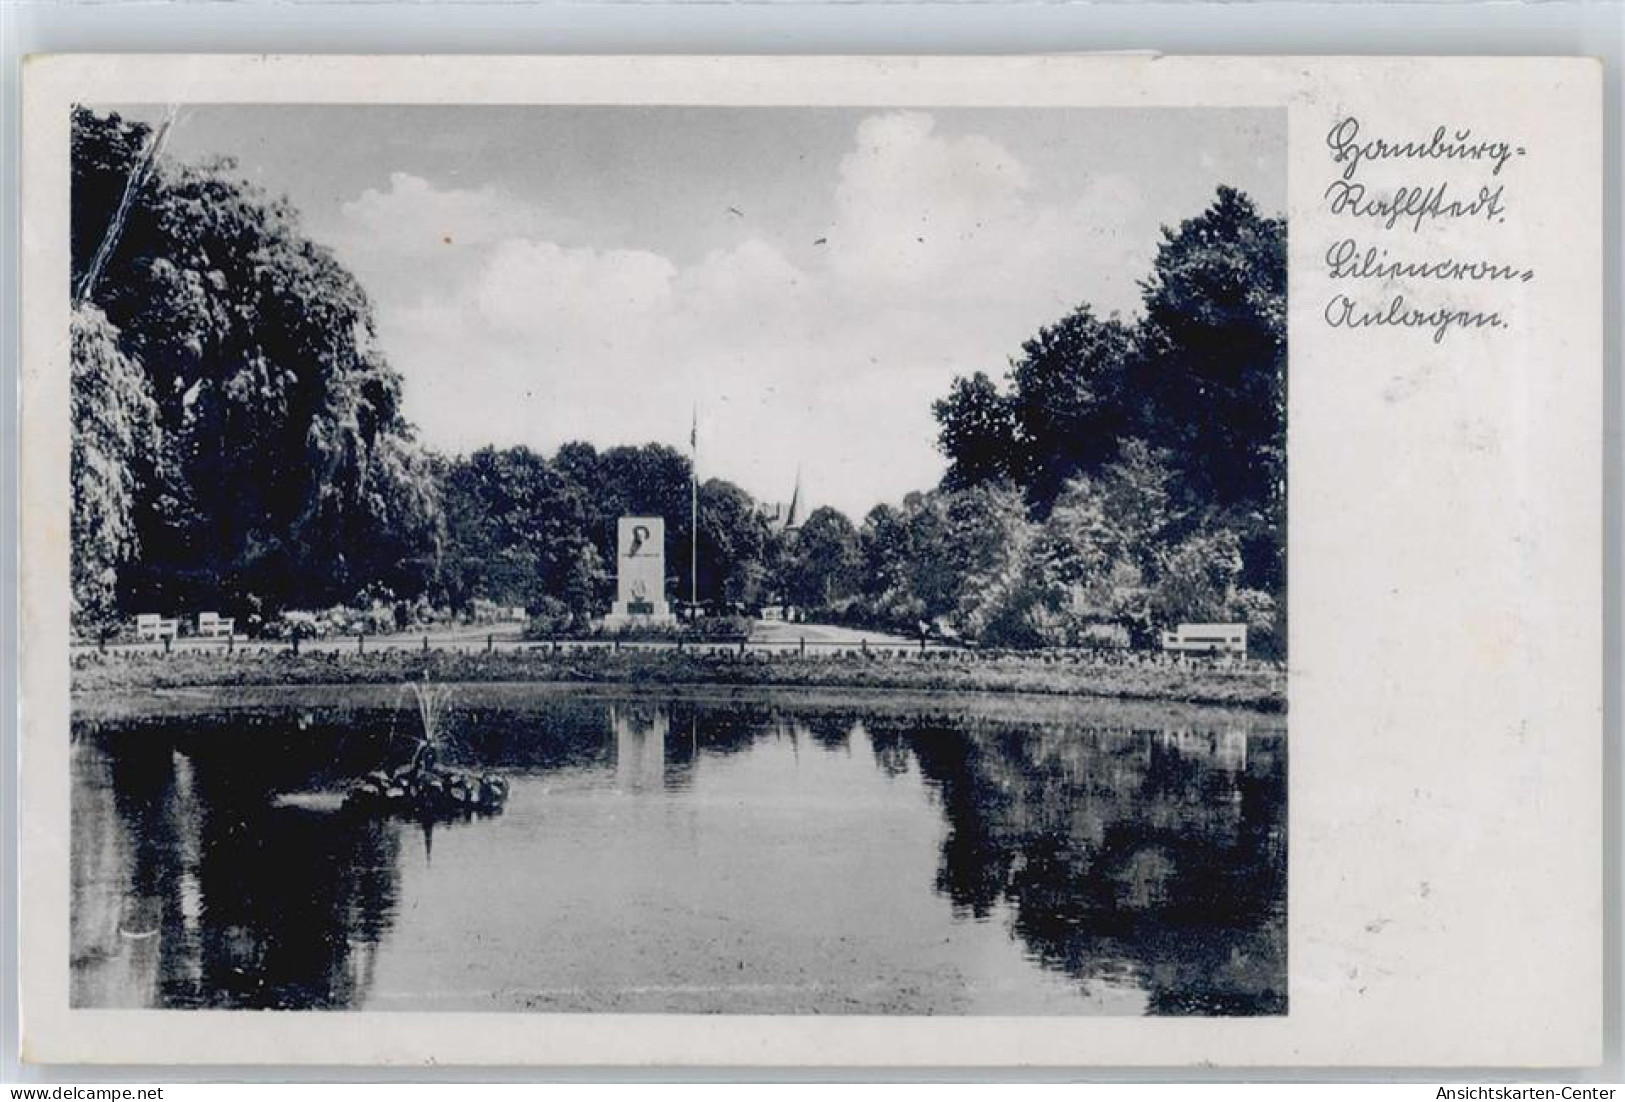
[827,111,1034,292]
[682,238,808,319]
[818,111,1152,326]
[338,172,575,255]
[472,240,678,336]
[344,113,1171,519]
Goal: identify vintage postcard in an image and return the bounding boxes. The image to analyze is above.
[18,55,1602,1066]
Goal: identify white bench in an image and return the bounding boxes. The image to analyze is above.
[1160,622,1247,658]
[196,611,235,638]
[133,613,179,641]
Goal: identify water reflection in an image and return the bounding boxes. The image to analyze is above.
[890,721,1286,1015]
[71,734,402,1009]
[612,704,669,793]
[72,689,1285,1014]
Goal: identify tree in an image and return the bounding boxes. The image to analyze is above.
[1149,527,1244,627]
[854,485,1039,642]
[927,483,1034,639]
[1094,438,1178,578]
[551,440,602,499]
[898,492,956,624]
[919,185,1287,651]
[783,506,861,610]
[1005,306,1135,513]
[933,307,1135,514]
[1019,442,1182,647]
[70,305,159,629]
[437,442,778,618]
[1030,477,1123,620]
[437,446,590,613]
[856,501,926,630]
[1132,185,1286,589]
[695,479,771,607]
[346,432,444,605]
[859,503,910,598]
[933,372,1019,490]
[70,107,442,616]
[566,442,696,585]
[559,542,609,622]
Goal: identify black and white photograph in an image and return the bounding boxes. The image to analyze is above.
[66,103,1287,1017]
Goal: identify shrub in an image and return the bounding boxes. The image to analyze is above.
[688,614,752,642]
[1229,587,1283,660]
[265,612,322,640]
[522,596,574,638]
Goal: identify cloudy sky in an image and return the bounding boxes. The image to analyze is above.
[120,105,1283,520]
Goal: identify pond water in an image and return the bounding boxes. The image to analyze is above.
[70,684,1286,1015]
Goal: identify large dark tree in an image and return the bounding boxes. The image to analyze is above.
[1131,186,1286,591]
[934,309,1135,515]
[1005,306,1136,513]
[70,108,441,620]
[933,372,1019,491]
[437,446,593,614]
[694,479,771,607]
[934,188,1282,529]
[859,503,912,604]
[1132,187,1286,506]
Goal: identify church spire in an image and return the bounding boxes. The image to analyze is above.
[785,466,802,530]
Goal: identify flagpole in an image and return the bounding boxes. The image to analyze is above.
[690,406,698,619]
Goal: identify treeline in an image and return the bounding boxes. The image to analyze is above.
[436,442,787,623]
[70,108,1284,655]
[908,185,1286,653]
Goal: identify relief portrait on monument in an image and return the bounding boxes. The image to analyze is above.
[611,517,671,622]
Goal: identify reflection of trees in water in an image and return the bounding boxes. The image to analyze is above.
[450,702,612,773]
[71,729,404,1010]
[605,702,871,789]
[74,698,1284,1015]
[867,724,914,779]
[593,700,1284,1016]
[868,715,1287,1016]
[186,753,402,1008]
[71,735,194,1007]
[800,713,855,752]
[678,701,776,759]
[600,698,1284,1016]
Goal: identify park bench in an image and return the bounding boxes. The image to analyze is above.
[196,611,235,638]
[133,613,179,641]
[1160,622,1247,659]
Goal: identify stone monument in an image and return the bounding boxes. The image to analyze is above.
[603,516,676,627]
